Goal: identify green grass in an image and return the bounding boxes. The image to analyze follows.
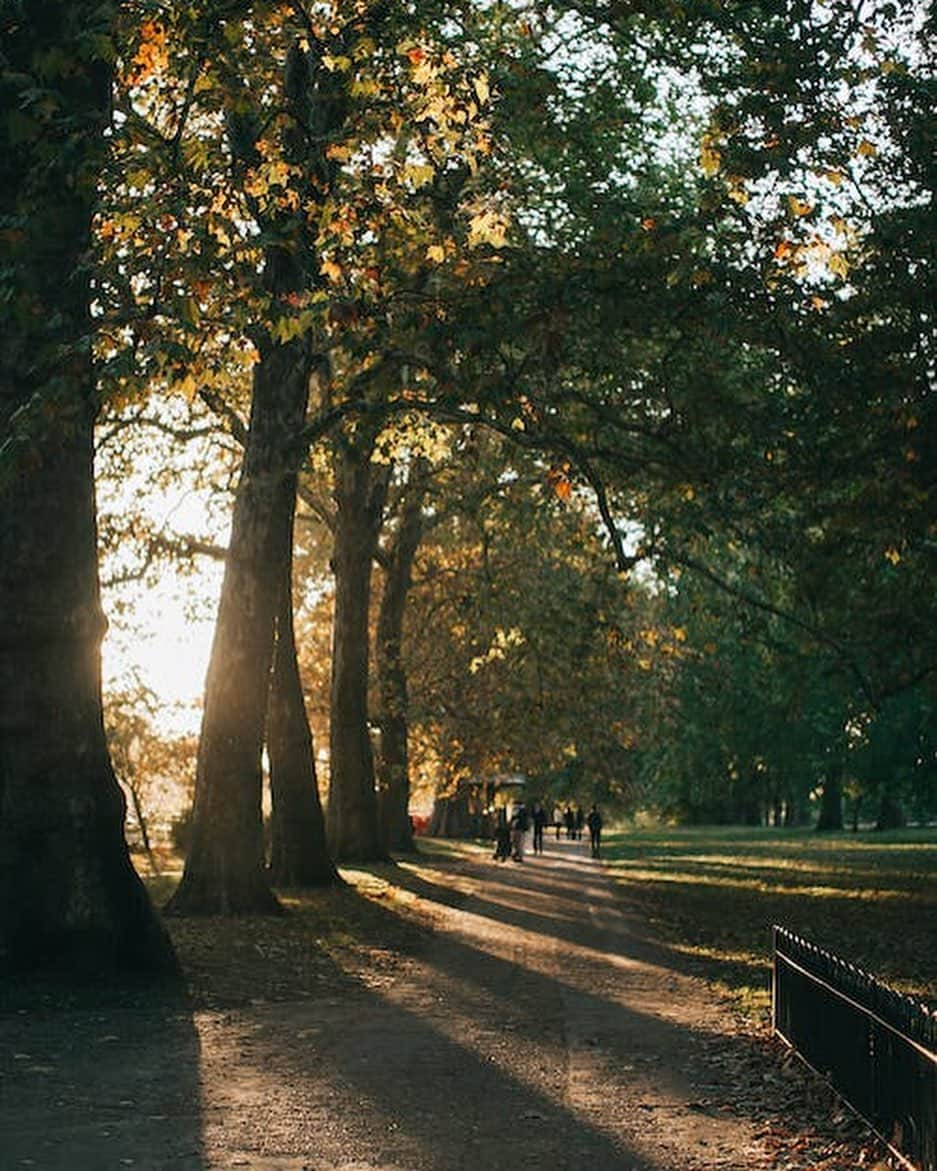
[603,825,937,1023]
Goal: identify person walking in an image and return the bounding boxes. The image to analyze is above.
[531,802,548,855]
[586,803,603,858]
[510,802,529,862]
[574,805,585,841]
[493,807,511,862]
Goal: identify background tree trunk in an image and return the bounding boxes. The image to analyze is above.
[874,792,905,832]
[376,468,426,853]
[327,434,390,862]
[0,3,175,975]
[268,555,339,886]
[815,764,845,832]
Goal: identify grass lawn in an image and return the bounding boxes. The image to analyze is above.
[602,825,937,1025]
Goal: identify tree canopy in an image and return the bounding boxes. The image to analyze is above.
[0,0,933,962]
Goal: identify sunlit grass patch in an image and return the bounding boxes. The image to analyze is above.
[604,825,937,1022]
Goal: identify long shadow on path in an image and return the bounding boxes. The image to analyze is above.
[213,840,773,1170]
[0,982,204,1170]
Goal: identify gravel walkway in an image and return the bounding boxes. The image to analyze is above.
[1,837,780,1170]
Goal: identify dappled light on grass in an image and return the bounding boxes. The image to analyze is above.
[611,863,912,902]
[604,827,937,1011]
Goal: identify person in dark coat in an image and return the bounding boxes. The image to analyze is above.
[531,802,548,855]
[586,803,603,858]
[493,807,511,862]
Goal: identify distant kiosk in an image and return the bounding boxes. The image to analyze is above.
[428,773,527,838]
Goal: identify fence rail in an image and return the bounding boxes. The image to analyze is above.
[772,925,937,1171]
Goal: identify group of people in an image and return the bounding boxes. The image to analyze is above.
[493,800,603,862]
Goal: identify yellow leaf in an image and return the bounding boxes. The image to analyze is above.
[426,243,446,263]
[828,252,850,279]
[700,144,721,177]
[468,208,509,248]
[699,130,722,177]
[787,196,813,217]
[473,73,490,105]
[856,139,878,158]
[350,77,381,98]
[884,547,901,565]
[726,176,749,205]
[404,162,435,188]
[823,169,844,185]
[320,258,342,282]
[175,372,199,401]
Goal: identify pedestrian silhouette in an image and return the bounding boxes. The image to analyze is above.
[531,801,547,855]
[587,803,603,858]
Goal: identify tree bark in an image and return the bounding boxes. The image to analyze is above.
[874,792,905,832]
[0,3,176,976]
[376,469,426,853]
[166,312,310,914]
[327,433,390,862]
[166,34,345,913]
[815,763,845,831]
[268,555,339,886]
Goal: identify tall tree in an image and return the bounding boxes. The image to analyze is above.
[268,553,338,886]
[376,460,428,853]
[166,35,342,913]
[327,425,391,861]
[0,2,175,974]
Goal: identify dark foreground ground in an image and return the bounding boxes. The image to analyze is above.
[0,837,898,1170]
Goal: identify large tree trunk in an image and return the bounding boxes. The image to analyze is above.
[874,791,905,832]
[268,556,339,886]
[166,34,343,913]
[327,433,390,862]
[0,4,175,976]
[166,310,310,914]
[815,763,844,832]
[376,469,426,853]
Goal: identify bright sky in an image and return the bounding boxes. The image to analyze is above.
[98,455,228,736]
[102,561,222,736]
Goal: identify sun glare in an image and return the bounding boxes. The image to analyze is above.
[103,566,220,736]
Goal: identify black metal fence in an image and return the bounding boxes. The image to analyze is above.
[773,925,937,1170]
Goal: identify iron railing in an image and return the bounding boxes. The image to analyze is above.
[773,925,937,1170]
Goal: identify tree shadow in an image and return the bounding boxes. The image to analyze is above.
[389,845,769,996]
[0,979,206,1170]
[216,860,779,1169]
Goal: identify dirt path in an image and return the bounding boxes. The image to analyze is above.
[1,838,821,1170]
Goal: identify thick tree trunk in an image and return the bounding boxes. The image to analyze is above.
[164,31,346,913]
[874,792,905,832]
[376,471,426,854]
[0,5,175,976]
[815,763,844,831]
[268,556,339,886]
[327,435,390,862]
[166,316,310,914]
